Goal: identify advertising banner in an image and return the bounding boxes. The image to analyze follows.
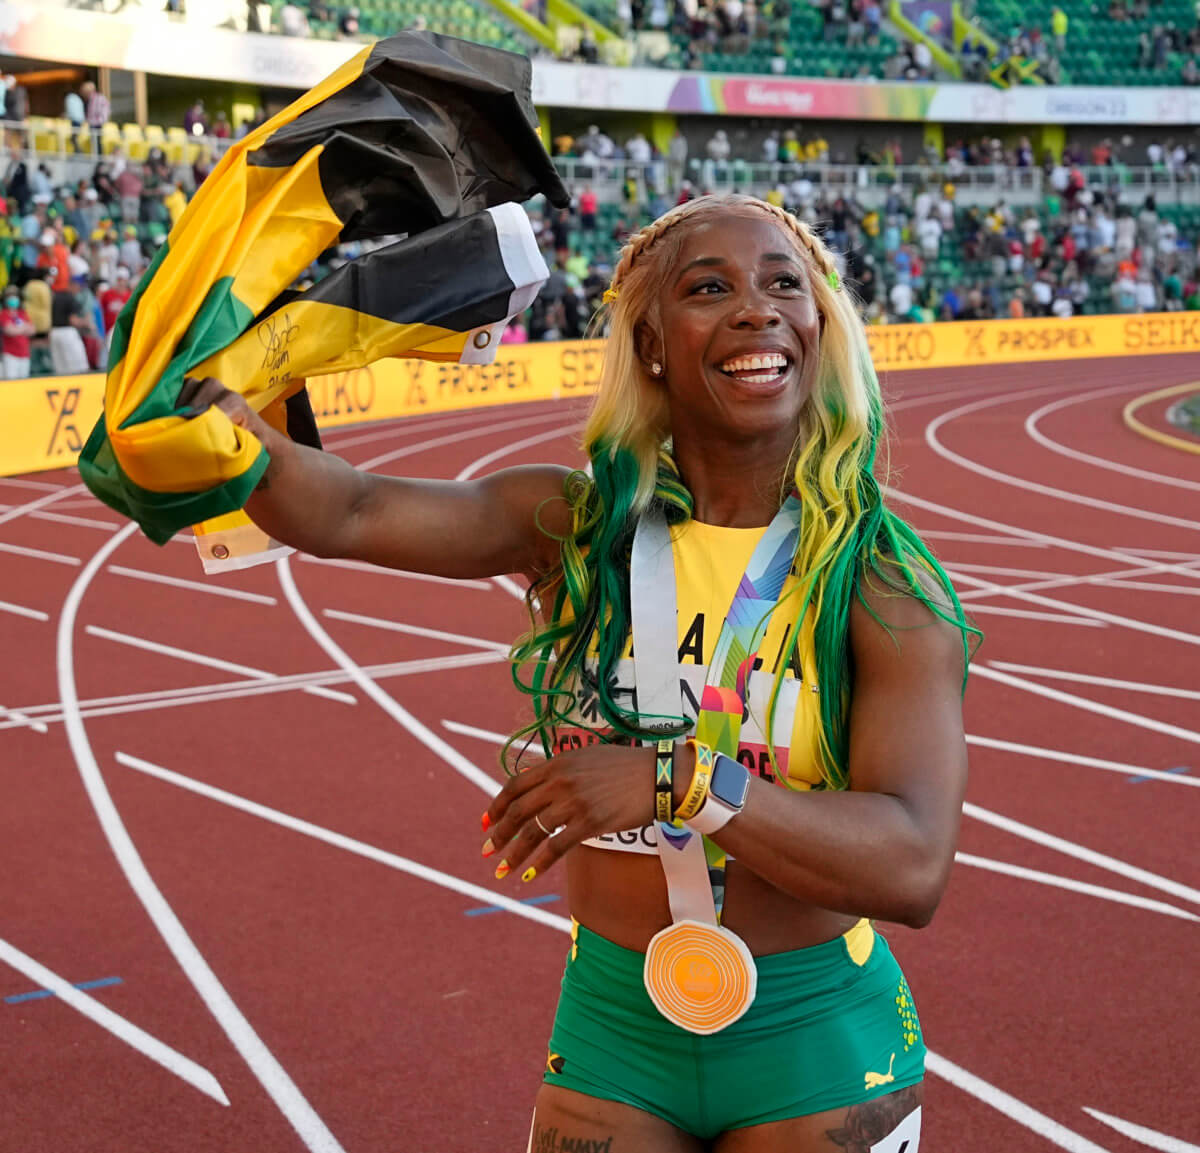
[4,314,1198,478]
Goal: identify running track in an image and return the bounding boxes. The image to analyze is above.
[1,354,1198,1153]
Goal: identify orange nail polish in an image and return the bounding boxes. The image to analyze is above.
[494,860,510,880]
[482,838,495,857]
[481,812,490,832]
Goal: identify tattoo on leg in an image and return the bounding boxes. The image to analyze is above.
[825,1086,922,1153]
[530,1124,617,1153]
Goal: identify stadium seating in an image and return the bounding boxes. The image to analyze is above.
[260,0,536,54]
[974,0,1197,84]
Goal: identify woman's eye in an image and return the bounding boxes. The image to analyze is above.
[774,274,804,290]
[692,280,724,295]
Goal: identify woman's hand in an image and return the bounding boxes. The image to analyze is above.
[482,745,655,881]
[178,375,276,445]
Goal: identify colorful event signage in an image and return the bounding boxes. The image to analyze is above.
[3,313,1199,478]
[4,2,1200,124]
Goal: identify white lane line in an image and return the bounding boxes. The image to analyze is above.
[954,853,1199,922]
[277,561,502,796]
[1122,548,1200,561]
[442,720,513,746]
[0,652,501,734]
[951,569,1200,648]
[987,661,1200,702]
[451,426,569,602]
[85,625,357,706]
[926,388,1200,532]
[926,1053,1112,1153]
[956,557,1200,604]
[888,488,1200,583]
[0,652,507,733]
[0,476,65,491]
[322,609,511,653]
[0,935,228,1104]
[971,663,1200,747]
[964,802,1200,906]
[918,530,1050,549]
[0,703,48,733]
[0,598,49,622]
[966,734,1200,788]
[1082,1108,1200,1152]
[491,574,528,602]
[107,565,278,606]
[0,540,81,566]
[115,752,570,933]
[58,523,347,1152]
[0,505,119,531]
[297,555,493,590]
[323,404,542,453]
[0,483,87,529]
[1100,577,1200,597]
[963,605,1105,627]
[357,409,575,473]
[275,419,580,798]
[947,562,1072,580]
[1026,386,1200,493]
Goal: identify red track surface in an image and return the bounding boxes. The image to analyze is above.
[2,355,1198,1153]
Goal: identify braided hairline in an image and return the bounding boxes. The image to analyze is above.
[609,196,836,292]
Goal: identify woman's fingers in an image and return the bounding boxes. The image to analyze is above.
[177,375,228,413]
[488,804,577,882]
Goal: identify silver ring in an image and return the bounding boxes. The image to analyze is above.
[534,813,552,836]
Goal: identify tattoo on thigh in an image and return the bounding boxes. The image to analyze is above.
[825,1087,922,1153]
[531,1124,616,1153]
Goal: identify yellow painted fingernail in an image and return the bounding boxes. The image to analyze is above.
[521,867,537,883]
[494,860,510,880]
[481,838,495,857]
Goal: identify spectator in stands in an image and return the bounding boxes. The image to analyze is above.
[578,185,598,231]
[81,81,110,154]
[99,267,132,337]
[96,229,120,285]
[49,282,91,376]
[3,75,29,151]
[279,2,312,36]
[38,230,71,293]
[184,99,210,138]
[79,187,105,237]
[64,87,86,152]
[115,160,144,224]
[212,111,232,141]
[338,7,361,38]
[0,285,33,379]
[1050,6,1067,51]
[626,132,652,165]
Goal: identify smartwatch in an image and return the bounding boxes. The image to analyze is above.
[684,751,751,835]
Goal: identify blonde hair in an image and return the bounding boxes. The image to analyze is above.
[584,193,872,514]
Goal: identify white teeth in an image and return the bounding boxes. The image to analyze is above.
[721,353,788,373]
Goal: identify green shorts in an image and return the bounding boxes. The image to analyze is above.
[544,920,925,1139]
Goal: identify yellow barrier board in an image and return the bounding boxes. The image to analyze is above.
[4,312,1199,477]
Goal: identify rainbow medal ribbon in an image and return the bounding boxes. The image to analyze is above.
[630,495,801,1034]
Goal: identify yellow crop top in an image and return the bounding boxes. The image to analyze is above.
[554,518,828,855]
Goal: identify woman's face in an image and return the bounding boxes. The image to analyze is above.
[647,213,821,450]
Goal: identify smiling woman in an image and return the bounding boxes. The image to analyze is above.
[184,193,978,1153]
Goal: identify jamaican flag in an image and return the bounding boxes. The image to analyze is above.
[78,31,567,558]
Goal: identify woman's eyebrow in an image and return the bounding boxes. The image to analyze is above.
[676,255,726,279]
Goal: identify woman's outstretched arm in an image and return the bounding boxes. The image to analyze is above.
[181,376,572,580]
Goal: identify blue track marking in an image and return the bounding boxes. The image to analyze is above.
[5,976,124,1005]
[464,894,561,917]
[1127,766,1191,785]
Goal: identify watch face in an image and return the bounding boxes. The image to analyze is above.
[710,753,751,810]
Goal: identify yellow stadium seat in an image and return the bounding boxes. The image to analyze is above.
[101,122,122,155]
[123,123,147,160]
[29,116,59,152]
[144,123,165,144]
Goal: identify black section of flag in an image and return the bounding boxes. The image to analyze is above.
[256,208,519,335]
[248,31,568,241]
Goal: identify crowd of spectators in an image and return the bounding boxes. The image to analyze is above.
[1,121,1197,375]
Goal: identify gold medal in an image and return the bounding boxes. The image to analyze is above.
[643,919,757,1035]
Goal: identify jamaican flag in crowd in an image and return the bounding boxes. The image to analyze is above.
[79,31,567,567]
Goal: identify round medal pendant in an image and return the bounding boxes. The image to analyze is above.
[643,919,757,1035]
